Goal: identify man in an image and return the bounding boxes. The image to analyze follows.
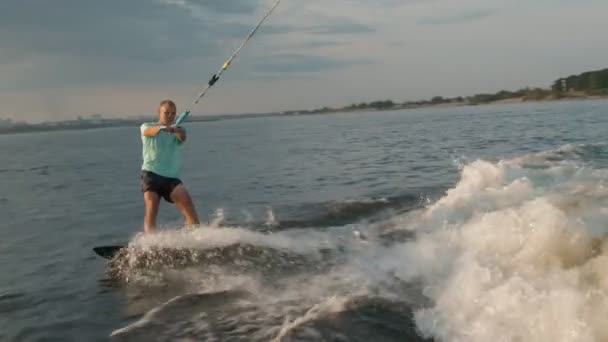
[139,100,200,233]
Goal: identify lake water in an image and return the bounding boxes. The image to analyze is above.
[2,99,608,341]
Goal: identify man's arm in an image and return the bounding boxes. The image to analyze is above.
[140,124,186,142]
[142,124,164,137]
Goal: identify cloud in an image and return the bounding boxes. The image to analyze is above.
[250,53,372,74]
[159,0,259,16]
[417,9,497,26]
[307,20,375,35]
[256,19,374,38]
[299,40,349,49]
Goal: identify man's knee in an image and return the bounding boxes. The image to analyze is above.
[170,185,191,202]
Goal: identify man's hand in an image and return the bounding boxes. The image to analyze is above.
[172,126,186,143]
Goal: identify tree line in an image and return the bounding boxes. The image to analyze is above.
[293,67,608,114]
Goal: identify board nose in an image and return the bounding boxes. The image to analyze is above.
[93,245,125,259]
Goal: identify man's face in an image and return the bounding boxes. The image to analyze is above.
[159,105,176,125]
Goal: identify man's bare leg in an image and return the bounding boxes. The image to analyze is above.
[143,191,161,234]
[170,184,200,227]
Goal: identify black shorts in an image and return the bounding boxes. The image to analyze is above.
[140,170,182,203]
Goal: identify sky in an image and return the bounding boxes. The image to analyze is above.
[1,0,607,122]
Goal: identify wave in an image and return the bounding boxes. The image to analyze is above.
[0,160,102,175]
[0,292,27,315]
[384,143,608,341]
[0,165,50,175]
[210,193,427,232]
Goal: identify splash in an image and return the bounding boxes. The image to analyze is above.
[265,207,278,227]
[209,207,225,227]
[271,296,350,341]
[128,224,338,253]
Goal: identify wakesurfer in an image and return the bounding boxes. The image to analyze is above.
[139,100,200,233]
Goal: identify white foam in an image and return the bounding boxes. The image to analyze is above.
[128,224,337,256]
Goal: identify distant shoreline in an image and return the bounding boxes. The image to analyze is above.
[2,66,607,135]
[311,95,608,116]
[1,95,606,135]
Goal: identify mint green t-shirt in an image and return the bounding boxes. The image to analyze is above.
[140,123,185,179]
